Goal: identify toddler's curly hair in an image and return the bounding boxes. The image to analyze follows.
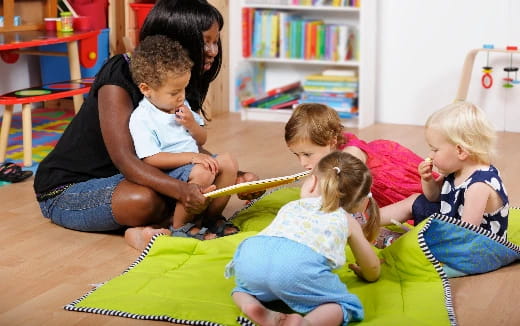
[130,35,193,90]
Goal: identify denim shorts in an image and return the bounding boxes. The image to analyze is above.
[166,163,194,182]
[38,174,125,232]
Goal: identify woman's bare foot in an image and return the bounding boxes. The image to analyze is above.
[243,302,307,326]
[124,226,170,251]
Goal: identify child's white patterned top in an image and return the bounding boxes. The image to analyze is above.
[260,197,349,268]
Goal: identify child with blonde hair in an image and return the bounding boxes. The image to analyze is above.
[382,101,509,239]
[226,151,380,326]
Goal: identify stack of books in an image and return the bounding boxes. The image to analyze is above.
[241,81,303,110]
[299,69,358,119]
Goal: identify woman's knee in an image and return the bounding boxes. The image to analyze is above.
[112,181,168,226]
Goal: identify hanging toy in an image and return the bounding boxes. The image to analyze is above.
[513,69,520,85]
[481,44,494,89]
[503,46,518,88]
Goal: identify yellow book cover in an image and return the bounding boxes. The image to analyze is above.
[204,170,310,198]
[305,74,358,82]
[270,12,279,58]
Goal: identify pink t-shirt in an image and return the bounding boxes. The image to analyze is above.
[340,132,426,207]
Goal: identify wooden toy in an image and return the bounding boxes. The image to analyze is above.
[456,46,520,101]
[503,46,518,88]
[481,44,494,89]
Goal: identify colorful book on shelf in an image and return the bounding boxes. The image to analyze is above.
[299,98,355,111]
[241,81,302,107]
[303,90,357,98]
[278,11,289,59]
[302,94,356,104]
[249,89,301,108]
[316,23,326,59]
[346,26,359,60]
[289,19,301,59]
[270,11,280,58]
[337,111,357,119]
[204,170,310,198]
[304,80,358,88]
[303,85,357,92]
[337,24,349,61]
[305,73,358,82]
[252,9,263,57]
[271,99,299,110]
[241,7,254,58]
[261,10,271,58]
[256,91,301,109]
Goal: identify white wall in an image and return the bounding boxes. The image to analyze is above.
[377,0,520,131]
[3,0,520,131]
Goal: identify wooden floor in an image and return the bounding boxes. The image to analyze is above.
[1,112,519,325]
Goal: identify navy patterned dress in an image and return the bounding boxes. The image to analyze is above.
[439,165,509,238]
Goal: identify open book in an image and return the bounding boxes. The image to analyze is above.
[204,170,310,199]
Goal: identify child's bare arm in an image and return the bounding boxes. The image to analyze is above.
[347,215,381,282]
[143,152,219,174]
[175,106,207,146]
[461,183,497,226]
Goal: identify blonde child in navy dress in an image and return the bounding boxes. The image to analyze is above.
[381,101,509,235]
[226,151,381,326]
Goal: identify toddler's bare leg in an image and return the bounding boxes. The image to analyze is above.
[303,303,343,326]
[205,152,238,218]
[174,163,216,229]
[379,193,419,225]
[232,292,306,326]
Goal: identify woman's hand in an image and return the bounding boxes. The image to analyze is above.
[179,183,215,216]
[235,171,265,200]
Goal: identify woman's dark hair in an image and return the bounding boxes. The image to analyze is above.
[140,0,224,117]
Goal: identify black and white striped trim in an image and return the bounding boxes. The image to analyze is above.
[65,303,222,325]
[236,316,255,326]
[417,211,520,326]
[64,234,225,325]
[417,216,457,326]
[229,189,271,221]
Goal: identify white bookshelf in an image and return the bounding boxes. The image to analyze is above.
[229,0,377,128]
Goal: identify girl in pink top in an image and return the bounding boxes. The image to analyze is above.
[285,103,436,246]
[285,103,431,208]
[339,132,426,207]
